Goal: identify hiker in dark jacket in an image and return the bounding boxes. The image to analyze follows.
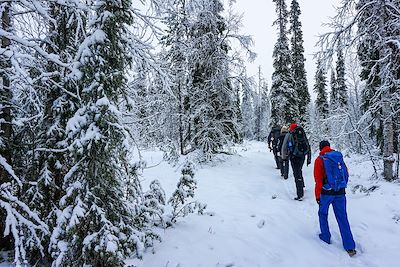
[314,140,356,257]
[277,125,289,179]
[268,126,281,169]
[283,123,311,200]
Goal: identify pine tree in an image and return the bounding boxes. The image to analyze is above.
[289,0,309,124]
[270,0,298,127]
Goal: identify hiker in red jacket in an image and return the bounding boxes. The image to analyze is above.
[314,140,357,257]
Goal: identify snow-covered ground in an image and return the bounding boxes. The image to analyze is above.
[128,141,400,267]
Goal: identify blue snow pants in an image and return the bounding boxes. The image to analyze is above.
[318,194,356,250]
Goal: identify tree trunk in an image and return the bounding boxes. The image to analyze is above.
[382,100,394,181]
[0,1,13,250]
[379,1,394,181]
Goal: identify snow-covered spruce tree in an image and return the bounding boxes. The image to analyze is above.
[161,0,191,155]
[327,45,351,151]
[167,162,206,226]
[131,59,156,148]
[270,0,298,127]
[259,80,271,141]
[319,0,399,181]
[188,0,240,159]
[50,1,159,266]
[254,67,270,141]
[329,68,338,110]
[314,60,329,120]
[0,1,51,264]
[26,0,90,258]
[346,54,365,153]
[289,0,309,125]
[357,0,384,150]
[241,75,255,140]
[311,59,330,147]
[335,44,349,109]
[0,1,14,250]
[143,180,166,228]
[233,80,244,143]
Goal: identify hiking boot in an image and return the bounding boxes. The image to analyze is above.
[346,249,357,257]
[294,196,303,201]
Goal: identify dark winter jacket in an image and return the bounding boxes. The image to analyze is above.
[268,127,281,149]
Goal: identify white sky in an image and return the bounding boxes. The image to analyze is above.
[232,0,341,98]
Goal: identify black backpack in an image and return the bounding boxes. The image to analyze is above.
[291,126,309,157]
[271,128,281,148]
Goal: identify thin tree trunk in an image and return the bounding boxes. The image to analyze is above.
[0,1,13,250]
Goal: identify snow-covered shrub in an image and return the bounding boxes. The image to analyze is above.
[143,180,166,227]
[167,162,206,226]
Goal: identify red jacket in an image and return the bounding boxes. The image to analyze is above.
[313,146,334,200]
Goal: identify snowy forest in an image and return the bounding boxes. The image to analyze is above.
[0,0,399,266]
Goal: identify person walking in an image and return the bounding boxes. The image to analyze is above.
[282,123,311,200]
[268,126,281,169]
[314,140,357,257]
[277,125,289,179]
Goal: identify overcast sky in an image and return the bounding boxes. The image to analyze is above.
[232,0,341,98]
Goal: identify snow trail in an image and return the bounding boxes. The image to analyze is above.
[128,141,400,267]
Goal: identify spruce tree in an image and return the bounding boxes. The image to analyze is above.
[241,77,255,139]
[51,1,155,265]
[25,2,86,263]
[335,44,349,109]
[270,0,298,127]
[314,60,329,119]
[329,68,338,110]
[162,0,191,155]
[289,0,309,124]
[188,0,239,158]
[259,81,271,140]
[0,0,15,252]
[0,1,49,264]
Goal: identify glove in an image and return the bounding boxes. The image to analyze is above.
[316,199,320,205]
[306,156,311,166]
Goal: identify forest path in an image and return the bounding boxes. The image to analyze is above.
[128,141,399,267]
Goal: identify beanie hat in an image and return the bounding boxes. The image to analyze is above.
[319,140,330,151]
[289,123,298,132]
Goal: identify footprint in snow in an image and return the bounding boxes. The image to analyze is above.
[257,219,266,228]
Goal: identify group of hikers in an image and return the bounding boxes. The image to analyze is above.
[267,123,357,257]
